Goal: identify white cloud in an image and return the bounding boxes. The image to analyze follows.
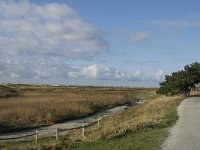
[130,32,150,42]
[133,70,141,77]
[128,70,144,82]
[10,72,19,78]
[0,54,71,80]
[67,64,127,80]
[67,64,145,82]
[154,20,200,28]
[81,64,99,79]
[0,54,163,85]
[155,69,164,81]
[0,0,108,59]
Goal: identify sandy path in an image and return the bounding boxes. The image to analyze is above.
[162,97,200,150]
[0,105,130,140]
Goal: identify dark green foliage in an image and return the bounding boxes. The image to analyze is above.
[157,62,200,95]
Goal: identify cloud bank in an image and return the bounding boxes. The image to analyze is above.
[0,0,109,59]
[0,0,164,86]
[68,64,127,80]
[0,54,163,83]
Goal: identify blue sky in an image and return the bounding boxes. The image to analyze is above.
[0,0,200,87]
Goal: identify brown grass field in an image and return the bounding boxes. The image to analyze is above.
[0,90,185,150]
[0,84,155,133]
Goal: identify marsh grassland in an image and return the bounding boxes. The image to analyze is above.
[0,85,154,133]
[0,86,184,150]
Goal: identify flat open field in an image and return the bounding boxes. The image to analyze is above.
[0,90,185,150]
[0,84,155,133]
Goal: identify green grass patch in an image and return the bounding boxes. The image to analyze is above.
[0,128,168,150]
[55,128,168,150]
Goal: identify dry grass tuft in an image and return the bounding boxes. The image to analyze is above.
[70,95,183,141]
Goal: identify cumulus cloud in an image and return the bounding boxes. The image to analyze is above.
[0,54,72,80]
[0,0,109,59]
[155,69,164,81]
[67,64,148,83]
[67,64,127,80]
[0,53,163,85]
[130,32,150,42]
[133,70,141,77]
[0,1,164,86]
[10,72,19,78]
[81,64,99,79]
[1,58,143,82]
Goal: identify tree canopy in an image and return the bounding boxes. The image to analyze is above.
[157,62,200,95]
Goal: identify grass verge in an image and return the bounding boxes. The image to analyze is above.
[69,96,183,142]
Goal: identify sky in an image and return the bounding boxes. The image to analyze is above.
[0,0,200,87]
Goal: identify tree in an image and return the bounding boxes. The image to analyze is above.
[157,62,200,96]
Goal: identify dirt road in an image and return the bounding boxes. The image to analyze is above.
[162,97,200,150]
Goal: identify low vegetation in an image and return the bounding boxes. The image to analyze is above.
[0,84,154,133]
[69,95,183,141]
[0,89,185,150]
[0,85,19,98]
